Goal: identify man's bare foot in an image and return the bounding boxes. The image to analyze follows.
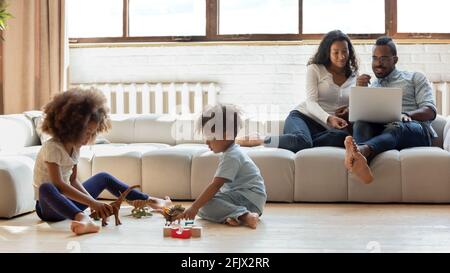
[344,136,355,170]
[225,217,240,226]
[239,212,259,229]
[235,134,264,147]
[147,196,172,210]
[344,136,374,184]
[351,152,374,184]
[71,213,100,235]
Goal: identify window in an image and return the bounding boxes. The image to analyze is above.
[303,0,385,34]
[219,0,298,35]
[129,0,206,36]
[67,0,450,42]
[67,0,122,38]
[397,0,450,33]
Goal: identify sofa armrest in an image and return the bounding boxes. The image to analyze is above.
[444,116,450,152]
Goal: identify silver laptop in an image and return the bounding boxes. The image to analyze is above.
[349,86,403,123]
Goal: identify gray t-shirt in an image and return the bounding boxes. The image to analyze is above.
[214,144,267,213]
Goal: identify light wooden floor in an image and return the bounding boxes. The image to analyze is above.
[2,203,450,253]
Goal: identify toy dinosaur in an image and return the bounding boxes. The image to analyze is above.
[160,204,186,226]
[126,199,158,218]
[89,185,140,226]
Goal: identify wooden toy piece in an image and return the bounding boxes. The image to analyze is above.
[163,226,172,237]
[191,226,202,238]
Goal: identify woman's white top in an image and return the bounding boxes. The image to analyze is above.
[33,138,80,200]
[295,64,356,128]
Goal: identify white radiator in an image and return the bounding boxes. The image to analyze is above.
[70,82,220,115]
[432,82,450,116]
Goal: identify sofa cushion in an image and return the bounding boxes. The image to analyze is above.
[0,156,35,218]
[142,145,209,200]
[348,150,402,202]
[400,147,450,203]
[294,147,348,202]
[0,115,40,151]
[134,115,177,145]
[245,147,295,202]
[91,144,168,199]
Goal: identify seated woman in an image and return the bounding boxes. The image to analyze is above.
[237,30,358,153]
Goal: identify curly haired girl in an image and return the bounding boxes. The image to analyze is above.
[33,88,171,235]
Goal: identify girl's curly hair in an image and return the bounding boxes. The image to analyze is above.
[41,87,111,144]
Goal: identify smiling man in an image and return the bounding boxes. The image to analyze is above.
[345,36,437,184]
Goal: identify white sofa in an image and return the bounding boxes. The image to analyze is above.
[1,112,449,218]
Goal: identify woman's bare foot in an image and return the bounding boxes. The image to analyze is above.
[235,134,264,147]
[225,217,240,226]
[344,136,374,184]
[148,196,172,210]
[239,212,259,229]
[71,213,101,235]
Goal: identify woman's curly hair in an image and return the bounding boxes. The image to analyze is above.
[308,30,359,78]
[41,87,111,144]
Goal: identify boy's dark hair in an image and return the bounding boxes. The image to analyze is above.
[41,87,111,144]
[197,104,243,140]
[308,29,359,78]
[375,36,397,56]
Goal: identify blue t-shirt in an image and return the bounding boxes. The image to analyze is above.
[214,144,267,213]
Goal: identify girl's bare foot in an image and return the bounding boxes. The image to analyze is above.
[239,212,259,229]
[344,136,374,184]
[71,213,100,235]
[225,217,240,226]
[148,196,172,210]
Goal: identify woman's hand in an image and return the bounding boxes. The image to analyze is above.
[335,105,349,121]
[89,200,113,220]
[327,115,348,129]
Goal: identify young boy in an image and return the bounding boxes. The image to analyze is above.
[177,104,267,229]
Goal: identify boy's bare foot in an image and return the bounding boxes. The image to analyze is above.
[225,217,240,226]
[344,136,374,184]
[71,213,101,235]
[147,196,172,210]
[239,212,259,229]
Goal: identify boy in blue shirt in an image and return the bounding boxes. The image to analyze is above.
[178,104,267,229]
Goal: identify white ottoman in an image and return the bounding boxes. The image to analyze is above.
[0,156,35,218]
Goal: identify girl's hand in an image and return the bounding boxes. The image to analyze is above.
[178,206,199,220]
[327,115,348,129]
[90,200,113,220]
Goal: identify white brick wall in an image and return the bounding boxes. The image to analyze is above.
[70,43,450,117]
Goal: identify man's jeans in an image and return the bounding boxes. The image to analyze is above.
[353,120,432,162]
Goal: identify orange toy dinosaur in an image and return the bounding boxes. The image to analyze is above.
[89,185,140,226]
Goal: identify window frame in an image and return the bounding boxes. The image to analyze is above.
[68,0,450,44]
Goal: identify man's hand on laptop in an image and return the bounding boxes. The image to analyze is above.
[327,115,348,129]
[401,113,412,122]
[357,74,371,86]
